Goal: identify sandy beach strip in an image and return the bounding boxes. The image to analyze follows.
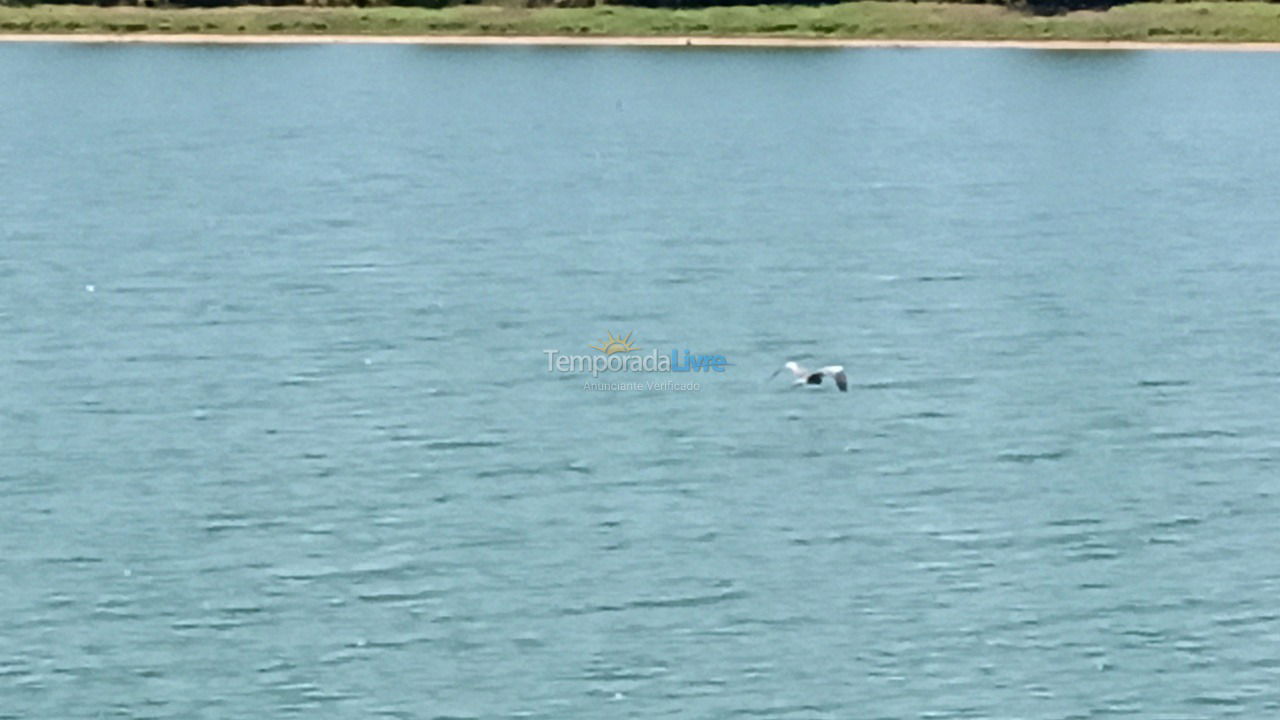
[4,33,1280,51]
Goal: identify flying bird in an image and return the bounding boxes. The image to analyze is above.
[771,361,848,392]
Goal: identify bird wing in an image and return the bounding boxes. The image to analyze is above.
[770,363,807,383]
[820,366,847,392]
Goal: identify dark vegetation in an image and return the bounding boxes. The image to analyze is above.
[0,0,1133,17]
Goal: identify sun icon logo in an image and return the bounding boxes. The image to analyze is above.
[590,331,639,355]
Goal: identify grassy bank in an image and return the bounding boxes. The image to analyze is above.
[4,2,1280,42]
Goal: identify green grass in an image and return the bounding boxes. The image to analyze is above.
[4,2,1280,42]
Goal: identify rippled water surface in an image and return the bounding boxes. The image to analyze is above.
[3,44,1280,718]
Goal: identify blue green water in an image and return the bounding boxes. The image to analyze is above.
[3,44,1280,718]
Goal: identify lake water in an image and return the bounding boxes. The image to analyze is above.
[3,43,1280,718]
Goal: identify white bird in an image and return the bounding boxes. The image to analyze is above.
[771,361,848,392]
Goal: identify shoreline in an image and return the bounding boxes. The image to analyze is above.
[6,33,1280,51]
[8,2,1280,49]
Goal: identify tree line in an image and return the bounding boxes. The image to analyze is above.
[1,0,1128,16]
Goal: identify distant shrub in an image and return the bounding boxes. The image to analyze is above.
[1010,0,1126,14]
[391,0,453,8]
